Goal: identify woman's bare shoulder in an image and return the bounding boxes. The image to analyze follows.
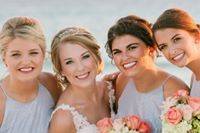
[49,106,76,133]
[163,74,189,99]
[39,72,62,102]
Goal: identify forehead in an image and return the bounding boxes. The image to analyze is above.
[59,42,88,58]
[112,34,144,49]
[154,28,191,42]
[6,38,41,52]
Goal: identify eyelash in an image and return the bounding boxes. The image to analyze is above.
[158,45,167,51]
[128,45,137,51]
[82,54,90,59]
[173,37,181,43]
[11,53,20,57]
[30,52,39,55]
[65,60,73,65]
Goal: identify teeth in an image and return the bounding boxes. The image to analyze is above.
[123,62,136,69]
[172,53,184,61]
[77,73,89,79]
[19,67,33,72]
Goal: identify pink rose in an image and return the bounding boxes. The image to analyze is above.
[97,118,113,133]
[138,121,151,133]
[188,97,200,111]
[174,89,189,97]
[123,115,140,130]
[165,107,183,125]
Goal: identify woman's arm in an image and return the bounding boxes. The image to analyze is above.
[49,109,76,133]
[163,75,189,99]
[0,86,6,126]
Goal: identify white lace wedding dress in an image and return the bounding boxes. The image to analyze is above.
[51,82,115,133]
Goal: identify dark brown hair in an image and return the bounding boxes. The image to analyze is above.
[105,15,155,58]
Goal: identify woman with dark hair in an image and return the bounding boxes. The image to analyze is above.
[153,8,200,97]
[106,15,188,132]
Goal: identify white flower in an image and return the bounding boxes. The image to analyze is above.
[162,120,192,133]
[177,104,193,121]
[112,118,124,131]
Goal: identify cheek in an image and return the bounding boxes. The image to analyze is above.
[84,59,97,70]
[61,64,75,77]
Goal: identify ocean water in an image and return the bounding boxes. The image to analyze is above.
[0,0,198,85]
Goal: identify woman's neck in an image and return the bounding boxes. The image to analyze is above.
[3,75,39,101]
[131,65,161,92]
[70,81,99,102]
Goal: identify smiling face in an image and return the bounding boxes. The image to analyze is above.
[154,28,199,67]
[111,34,153,77]
[3,38,44,81]
[59,42,98,88]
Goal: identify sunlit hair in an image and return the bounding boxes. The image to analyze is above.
[51,27,103,87]
[152,8,200,40]
[0,16,46,58]
[106,15,156,58]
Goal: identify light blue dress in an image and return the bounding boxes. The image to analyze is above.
[116,76,172,133]
[190,74,200,97]
[0,83,55,133]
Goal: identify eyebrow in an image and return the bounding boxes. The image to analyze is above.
[29,48,40,51]
[112,43,139,51]
[10,48,40,53]
[126,43,139,48]
[81,51,89,56]
[171,34,180,41]
[64,51,89,61]
[10,50,20,53]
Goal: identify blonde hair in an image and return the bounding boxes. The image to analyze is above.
[0,16,46,58]
[51,27,103,87]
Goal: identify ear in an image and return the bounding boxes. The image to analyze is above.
[2,58,8,67]
[148,47,155,55]
[195,38,200,44]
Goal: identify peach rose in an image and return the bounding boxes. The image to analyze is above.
[188,97,200,111]
[97,118,113,133]
[123,115,140,130]
[165,107,183,125]
[138,121,151,133]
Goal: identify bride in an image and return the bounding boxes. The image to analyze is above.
[48,27,115,133]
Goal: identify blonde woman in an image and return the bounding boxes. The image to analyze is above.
[0,17,62,133]
[49,27,115,133]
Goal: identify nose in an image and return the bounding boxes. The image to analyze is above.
[76,61,85,71]
[169,45,177,55]
[121,51,130,60]
[20,55,31,64]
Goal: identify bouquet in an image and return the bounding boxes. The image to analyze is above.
[161,89,200,133]
[97,115,151,133]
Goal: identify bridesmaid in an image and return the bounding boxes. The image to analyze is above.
[153,8,200,97]
[105,15,189,132]
[0,17,61,133]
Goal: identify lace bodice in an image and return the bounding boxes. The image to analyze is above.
[51,104,99,133]
[50,81,115,133]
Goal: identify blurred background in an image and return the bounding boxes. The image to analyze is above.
[1,0,199,85]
